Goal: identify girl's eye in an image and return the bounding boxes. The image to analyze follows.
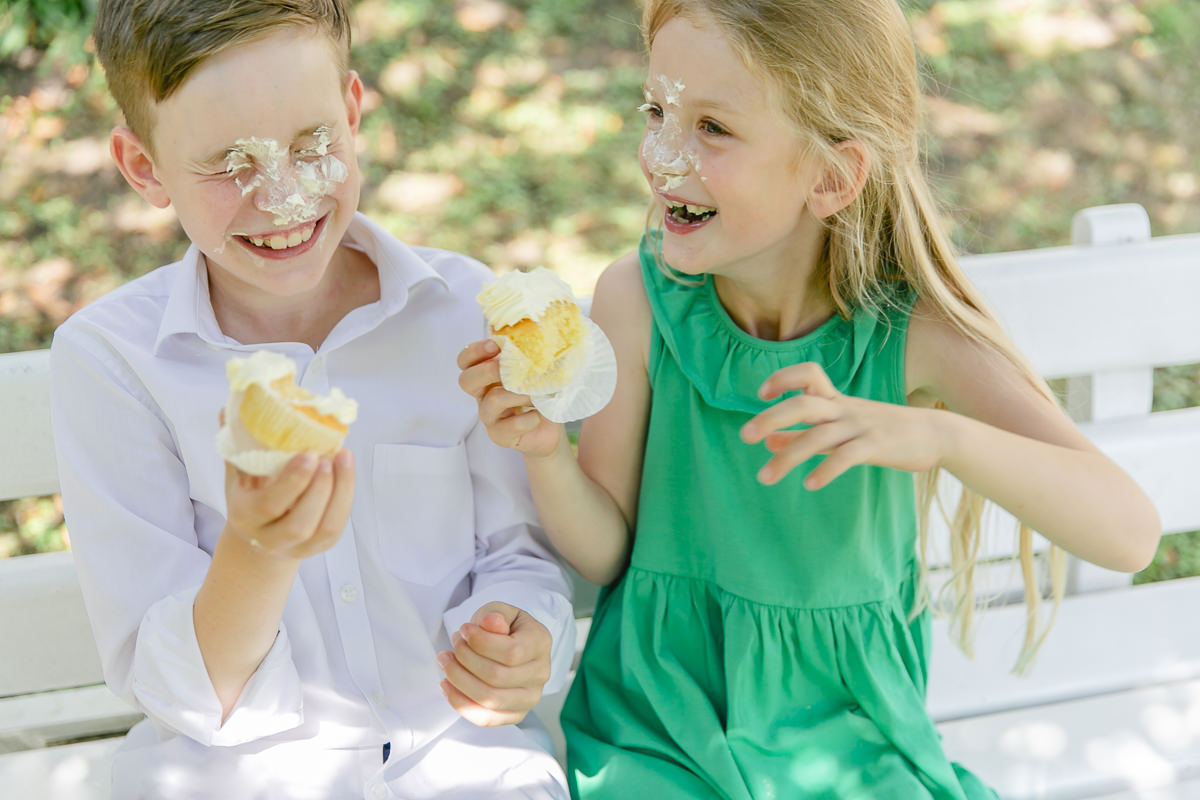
[637,102,664,119]
[700,119,729,136]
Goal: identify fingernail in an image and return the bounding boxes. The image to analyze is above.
[758,467,773,484]
[336,449,353,468]
[297,454,318,470]
[483,340,499,354]
[804,476,818,490]
[450,632,462,647]
[741,424,755,441]
[436,652,452,669]
[318,458,333,474]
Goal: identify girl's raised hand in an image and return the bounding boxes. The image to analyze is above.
[740,362,947,489]
[457,339,563,458]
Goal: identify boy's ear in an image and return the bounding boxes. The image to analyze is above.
[110,127,170,209]
[344,70,364,135]
[808,140,871,219]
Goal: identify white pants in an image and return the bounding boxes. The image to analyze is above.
[111,716,568,800]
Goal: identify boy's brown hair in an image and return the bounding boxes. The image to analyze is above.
[93,0,352,152]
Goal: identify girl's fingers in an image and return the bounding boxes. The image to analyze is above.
[479,384,535,427]
[763,430,804,453]
[759,361,837,401]
[457,359,502,401]
[803,437,875,490]
[757,421,857,485]
[741,393,841,443]
[456,339,500,371]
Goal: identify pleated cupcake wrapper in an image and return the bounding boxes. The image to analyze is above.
[495,317,617,424]
[215,389,303,477]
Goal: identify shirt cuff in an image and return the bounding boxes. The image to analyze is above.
[442,582,577,694]
[131,587,303,746]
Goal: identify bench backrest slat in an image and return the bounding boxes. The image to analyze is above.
[0,350,57,502]
[0,551,104,697]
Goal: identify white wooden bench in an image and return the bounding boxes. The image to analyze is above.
[2,204,1199,799]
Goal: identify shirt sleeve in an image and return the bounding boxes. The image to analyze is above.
[441,421,577,694]
[49,326,303,746]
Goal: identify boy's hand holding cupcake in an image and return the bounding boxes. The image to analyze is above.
[460,266,617,455]
[217,351,357,559]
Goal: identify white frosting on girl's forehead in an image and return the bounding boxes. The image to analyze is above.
[225,125,348,227]
[656,74,686,106]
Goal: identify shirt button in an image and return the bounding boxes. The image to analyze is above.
[371,692,387,708]
[369,785,387,800]
[339,584,358,603]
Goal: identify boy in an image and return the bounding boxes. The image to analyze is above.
[49,2,574,798]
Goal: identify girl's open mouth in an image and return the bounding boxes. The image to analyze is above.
[664,201,717,233]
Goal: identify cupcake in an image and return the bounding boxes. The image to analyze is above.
[216,350,357,476]
[477,267,616,423]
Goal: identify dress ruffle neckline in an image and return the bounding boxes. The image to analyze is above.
[639,234,907,416]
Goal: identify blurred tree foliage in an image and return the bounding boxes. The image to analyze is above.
[1,0,1199,579]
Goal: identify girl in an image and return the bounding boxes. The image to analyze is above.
[457,0,1160,797]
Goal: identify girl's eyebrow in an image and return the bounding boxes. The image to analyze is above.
[640,84,742,115]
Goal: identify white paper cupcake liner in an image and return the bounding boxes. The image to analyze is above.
[526,318,617,424]
[494,330,585,397]
[215,391,300,477]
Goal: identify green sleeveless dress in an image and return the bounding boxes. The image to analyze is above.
[560,236,996,799]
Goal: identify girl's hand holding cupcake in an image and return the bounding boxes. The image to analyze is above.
[457,339,565,458]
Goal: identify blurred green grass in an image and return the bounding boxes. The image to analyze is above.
[2,0,1199,580]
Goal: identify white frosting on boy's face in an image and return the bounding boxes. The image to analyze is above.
[640,73,702,192]
[224,124,349,227]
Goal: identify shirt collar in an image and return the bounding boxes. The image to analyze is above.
[154,212,449,353]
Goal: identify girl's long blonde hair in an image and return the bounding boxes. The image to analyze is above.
[642,0,1065,672]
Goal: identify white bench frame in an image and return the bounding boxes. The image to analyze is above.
[2,204,1199,799]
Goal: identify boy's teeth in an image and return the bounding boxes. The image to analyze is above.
[246,224,315,250]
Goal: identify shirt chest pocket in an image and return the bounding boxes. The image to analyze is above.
[372,442,475,586]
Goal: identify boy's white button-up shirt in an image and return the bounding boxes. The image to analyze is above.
[50,213,574,798]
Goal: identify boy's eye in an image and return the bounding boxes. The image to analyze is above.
[700,119,729,136]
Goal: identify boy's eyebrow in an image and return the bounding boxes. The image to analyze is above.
[195,124,334,169]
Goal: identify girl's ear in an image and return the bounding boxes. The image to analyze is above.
[808,140,871,219]
[110,127,170,209]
